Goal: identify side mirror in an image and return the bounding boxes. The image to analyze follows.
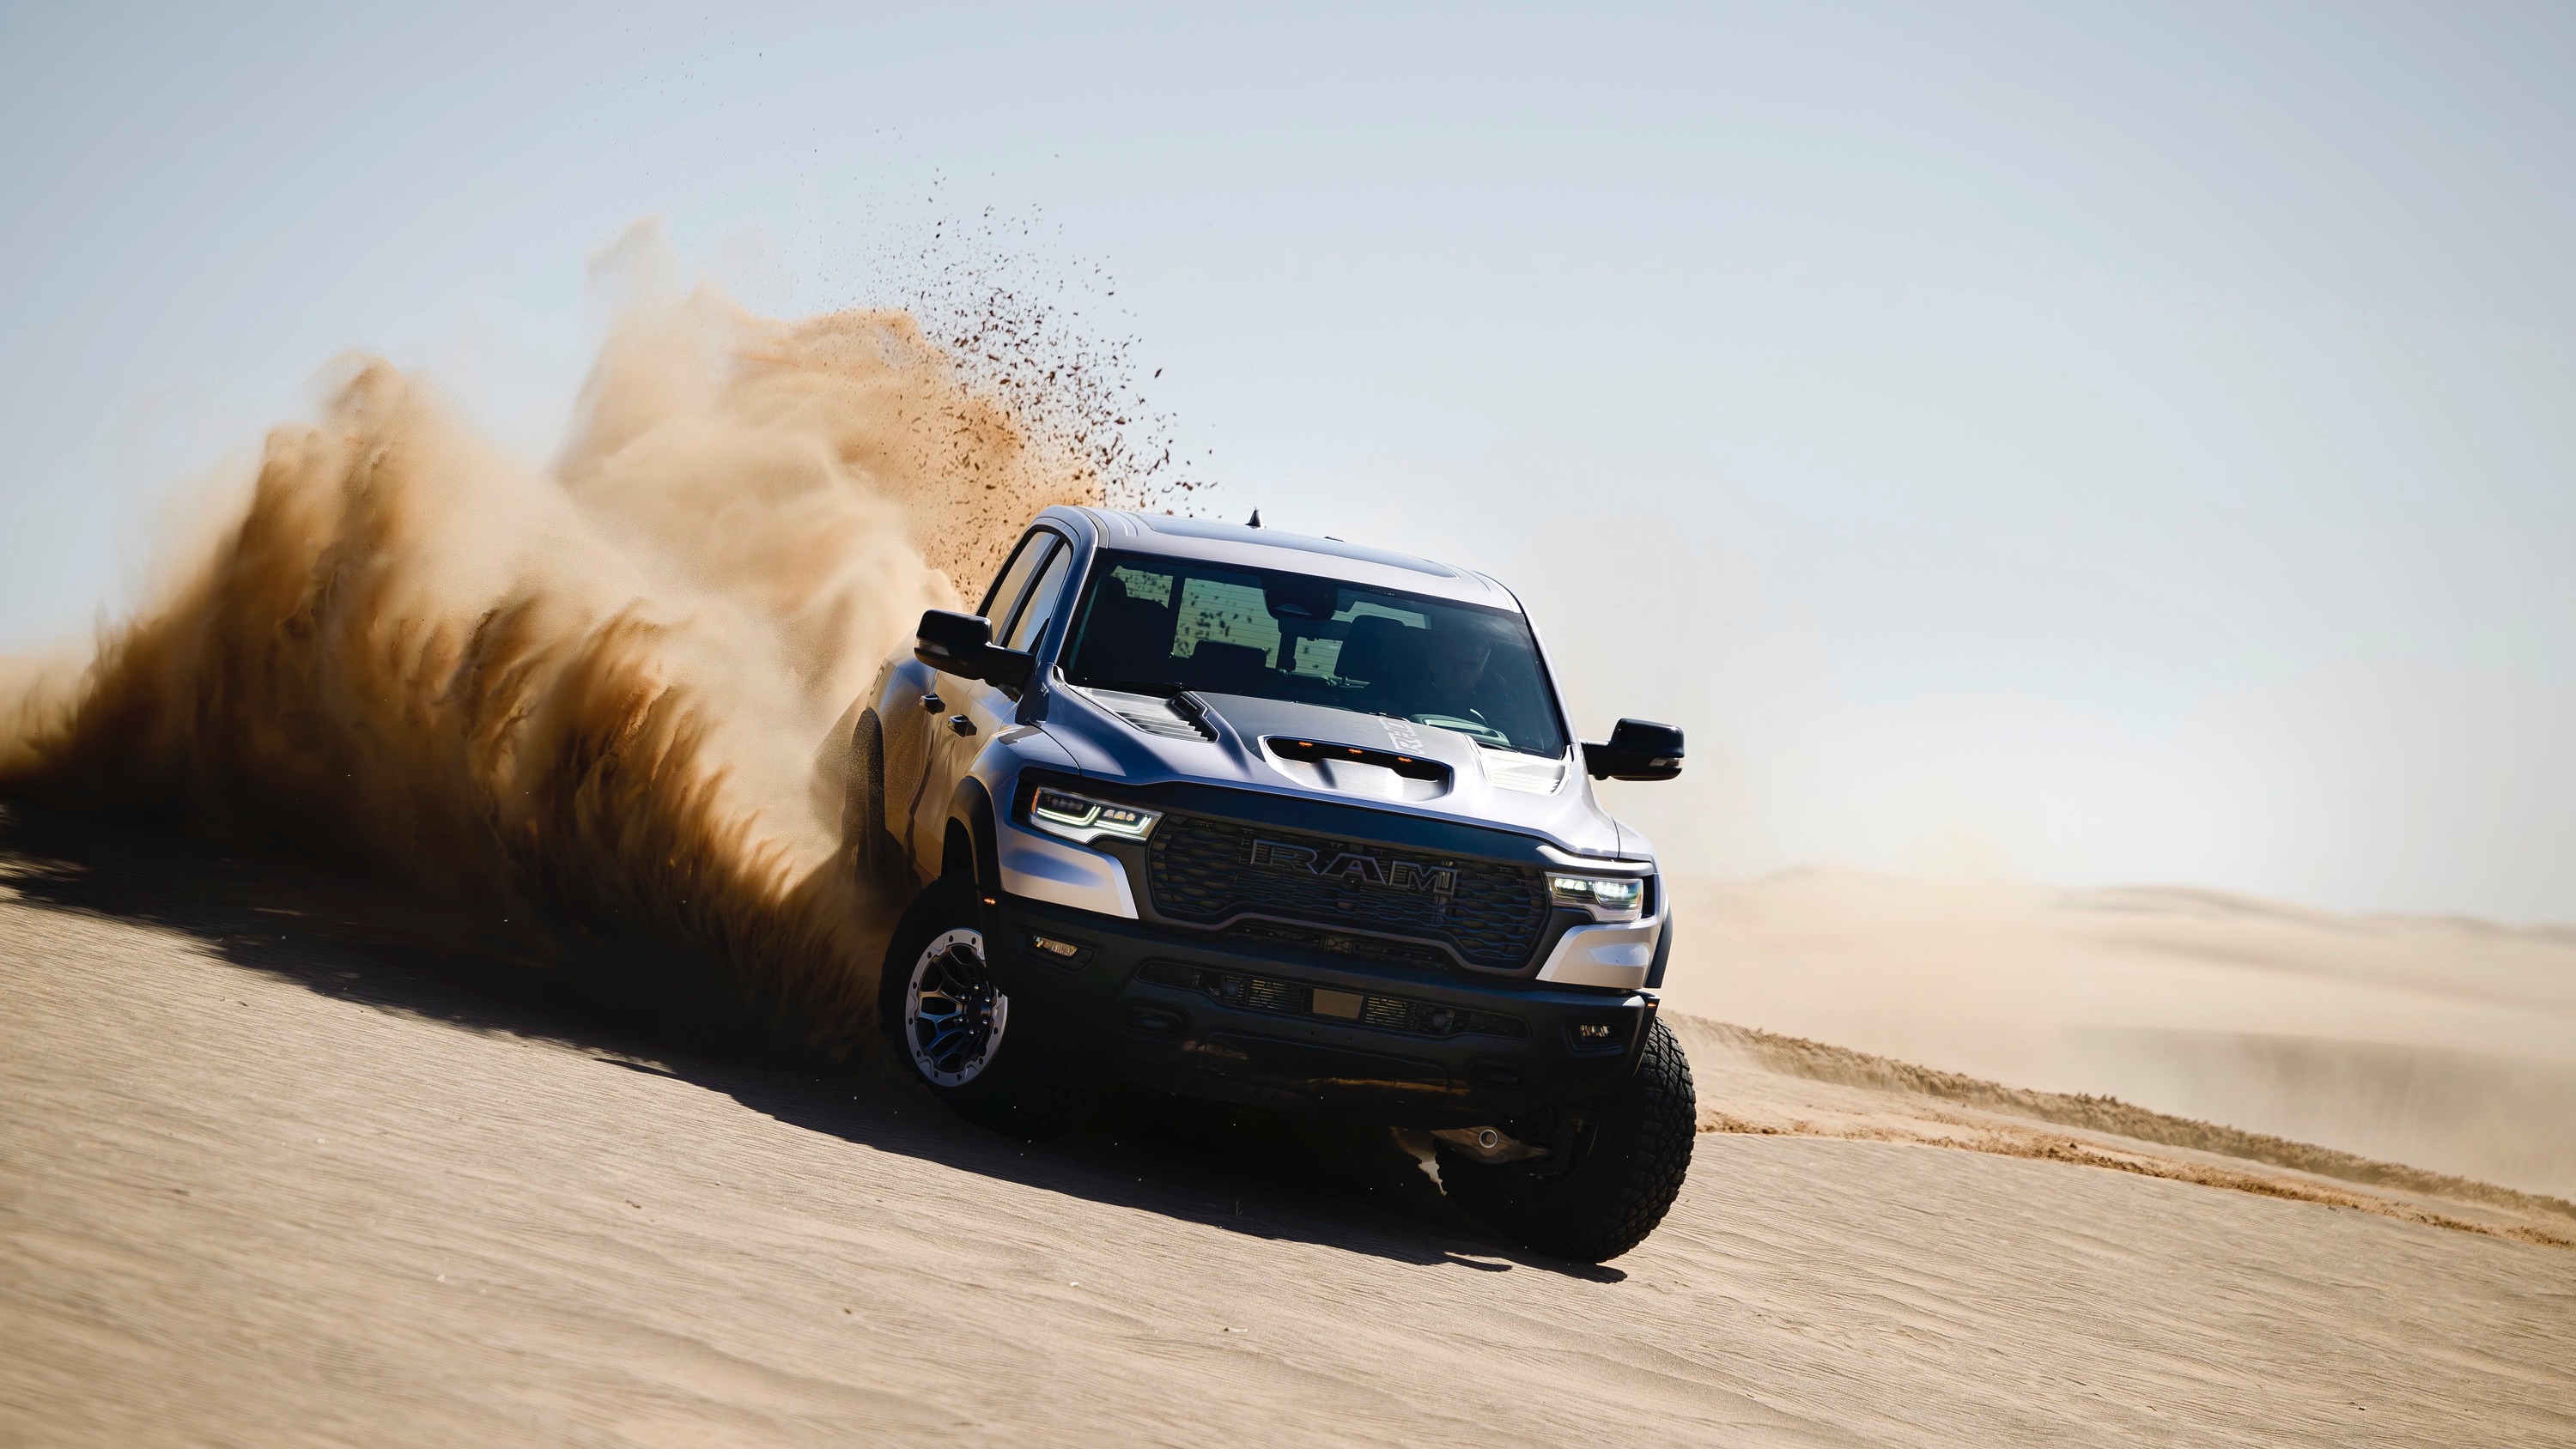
[914,609,1036,694]
[1583,718,1684,781]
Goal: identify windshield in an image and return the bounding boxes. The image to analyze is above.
[1060,551,1570,757]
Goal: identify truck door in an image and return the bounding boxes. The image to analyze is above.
[908,530,1072,873]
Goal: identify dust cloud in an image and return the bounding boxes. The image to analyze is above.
[0,226,1182,1058]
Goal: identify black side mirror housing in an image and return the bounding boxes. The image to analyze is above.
[1583,718,1684,781]
[914,608,991,672]
[914,609,1036,694]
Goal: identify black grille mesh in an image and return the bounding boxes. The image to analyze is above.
[1146,814,1549,970]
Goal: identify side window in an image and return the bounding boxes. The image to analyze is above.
[1003,543,1075,652]
[977,532,1055,631]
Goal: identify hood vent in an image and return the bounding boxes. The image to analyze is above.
[1083,686,1214,741]
[1479,749,1568,796]
[1262,736,1453,803]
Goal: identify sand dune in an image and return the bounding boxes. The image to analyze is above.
[4,811,2573,1446]
[1669,1016,2575,1248]
[1662,870,2576,1197]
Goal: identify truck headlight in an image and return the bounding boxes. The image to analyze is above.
[1550,874,1646,920]
[1029,786,1162,844]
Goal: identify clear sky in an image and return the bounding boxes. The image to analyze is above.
[3,1,2570,920]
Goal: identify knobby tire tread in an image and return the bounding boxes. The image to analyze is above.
[1576,1018,1698,1259]
[1447,1018,1697,1262]
[847,710,894,894]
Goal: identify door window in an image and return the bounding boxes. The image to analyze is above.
[978,531,1056,633]
[1003,542,1075,652]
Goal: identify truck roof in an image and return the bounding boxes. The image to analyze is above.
[1049,506,1523,611]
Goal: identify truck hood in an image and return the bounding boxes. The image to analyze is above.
[1040,684,1636,862]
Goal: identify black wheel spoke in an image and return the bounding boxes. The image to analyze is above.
[904,928,1003,1084]
[883,879,1090,1143]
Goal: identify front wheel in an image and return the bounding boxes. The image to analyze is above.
[878,875,1094,1140]
[1440,1018,1697,1262]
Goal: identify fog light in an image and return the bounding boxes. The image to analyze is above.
[1566,1021,1627,1054]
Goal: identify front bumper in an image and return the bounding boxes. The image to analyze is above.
[981,890,1657,1129]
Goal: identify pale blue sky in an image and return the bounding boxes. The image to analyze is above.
[3,2,2570,919]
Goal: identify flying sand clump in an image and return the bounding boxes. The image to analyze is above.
[0,239,1190,1058]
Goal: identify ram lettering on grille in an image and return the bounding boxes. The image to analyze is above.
[1249,839,1457,896]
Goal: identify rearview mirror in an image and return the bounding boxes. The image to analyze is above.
[1583,718,1684,781]
[914,609,1036,694]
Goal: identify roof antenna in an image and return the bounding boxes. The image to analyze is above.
[1247,509,1262,528]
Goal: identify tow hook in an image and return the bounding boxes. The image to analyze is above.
[1431,1125,1550,1163]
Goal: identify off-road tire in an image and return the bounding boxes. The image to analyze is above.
[878,874,1094,1141]
[844,710,898,894]
[1441,1019,1696,1261]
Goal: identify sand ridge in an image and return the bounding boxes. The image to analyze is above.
[1669,1016,2576,1249]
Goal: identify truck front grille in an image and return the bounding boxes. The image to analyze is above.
[1145,814,1550,971]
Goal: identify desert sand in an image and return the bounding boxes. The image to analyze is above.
[1663,870,2576,1197]
[5,806,2573,1446]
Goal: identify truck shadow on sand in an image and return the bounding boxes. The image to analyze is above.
[0,803,1624,1282]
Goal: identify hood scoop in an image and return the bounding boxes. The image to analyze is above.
[1261,736,1454,803]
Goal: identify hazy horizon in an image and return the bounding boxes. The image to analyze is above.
[4,2,2570,922]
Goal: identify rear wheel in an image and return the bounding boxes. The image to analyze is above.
[1440,1019,1696,1262]
[843,710,898,894]
[878,874,1093,1140]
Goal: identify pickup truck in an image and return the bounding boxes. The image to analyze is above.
[848,507,1692,1260]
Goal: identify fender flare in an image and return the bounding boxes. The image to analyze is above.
[945,773,1004,897]
[1644,904,1674,991]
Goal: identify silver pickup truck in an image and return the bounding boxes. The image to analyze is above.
[847,507,1692,1260]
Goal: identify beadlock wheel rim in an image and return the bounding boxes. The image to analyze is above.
[906,927,1007,1087]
